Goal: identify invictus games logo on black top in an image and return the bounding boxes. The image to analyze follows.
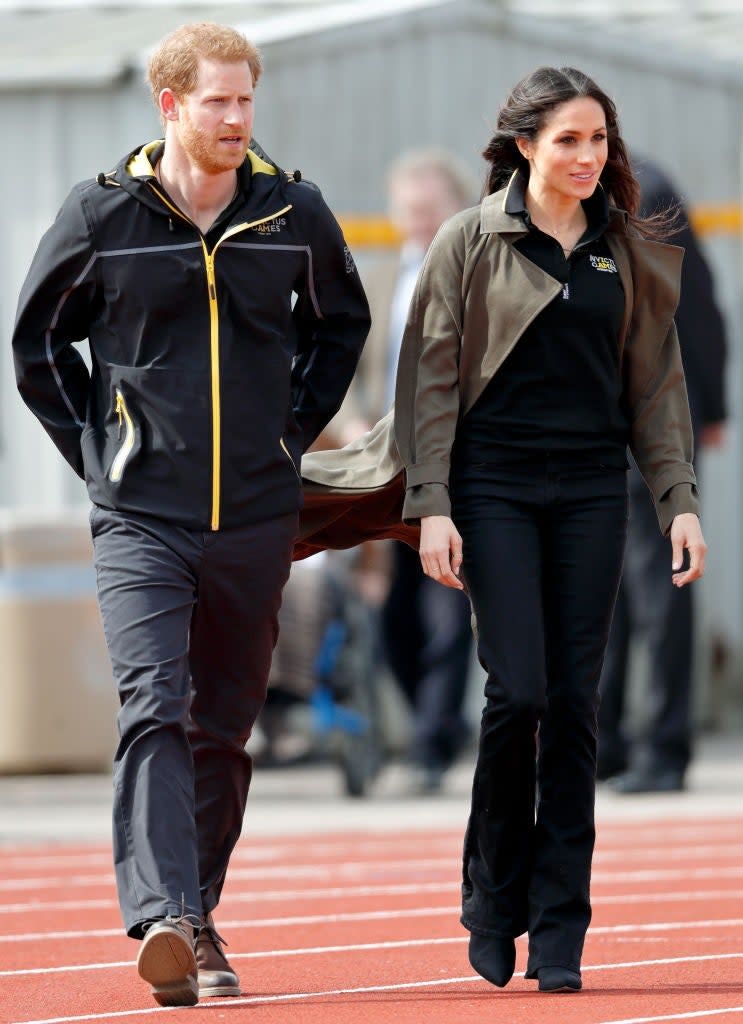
[589,255,618,273]
[252,218,287,234]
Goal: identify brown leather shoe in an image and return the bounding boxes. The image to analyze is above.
[196,913,241,997]
[136,919,198,1006]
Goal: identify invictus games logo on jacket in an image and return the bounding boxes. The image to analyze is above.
[344,246,356,275]
[589,255,618,273]
[252,218,286,234]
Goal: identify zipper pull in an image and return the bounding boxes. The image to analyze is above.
[115,393,123,439]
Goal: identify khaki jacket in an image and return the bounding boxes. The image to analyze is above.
[296,186,697,559]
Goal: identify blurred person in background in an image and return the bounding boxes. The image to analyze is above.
[13,22,369,1008]
[598,156,727,793]
[333,149,478,792]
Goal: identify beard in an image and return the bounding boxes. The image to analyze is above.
[178,114,246,175]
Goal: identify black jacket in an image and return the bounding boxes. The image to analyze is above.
[635,156,727,435]
[13,140,370,531]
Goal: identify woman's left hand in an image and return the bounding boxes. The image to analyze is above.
[670,513,707,587]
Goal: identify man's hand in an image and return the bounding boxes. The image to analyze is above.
[670,513,707,587]
[419,515,464,590]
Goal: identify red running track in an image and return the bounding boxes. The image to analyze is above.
[1,817,743,1024]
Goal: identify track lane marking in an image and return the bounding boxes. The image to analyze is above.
[4,860,743,894]
[3,883,743,917]
[1,819,739,855]
[8,953,743,1024]
[3,833,742,872]
[598,1008,743,1023]
[2,917,743,976]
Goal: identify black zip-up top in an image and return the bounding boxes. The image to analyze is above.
[454,169,628,471]
[13,140,371,530]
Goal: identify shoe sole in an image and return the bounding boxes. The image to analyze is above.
[198,983,242,997]
[539,982,582,993]
[137,930,198,1007]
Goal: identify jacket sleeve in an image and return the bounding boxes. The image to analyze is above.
[13,186,96,479]
[628,318,700,535]
[394,218,465,522]
[290,189,371,453]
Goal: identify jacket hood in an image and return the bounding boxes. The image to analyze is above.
[97,138,299,217]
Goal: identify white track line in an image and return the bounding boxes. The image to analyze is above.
[597,824,743,841]
[4,860,743,895]
[594,845,743,864]
[3,917,743,977]
[0,881,455,915]
[592,867,743,883]
[2,935,466,977]
[8,954,743,1024]
[592,889,743,907]
[3,882,743,919]
[0,905,460,944]
[4,831,743,872]
[598,1008,743,1024]
[0,858,456,892]
[0,840,460,873]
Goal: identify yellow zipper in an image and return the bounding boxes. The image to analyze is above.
[149,180,293,531]
[203,205,292,531]
[110,389,135,483]
[202,245,221,530]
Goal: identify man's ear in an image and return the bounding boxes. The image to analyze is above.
[158,88,179,122]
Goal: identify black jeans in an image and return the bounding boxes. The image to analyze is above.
[452,458,627,974]
[90,506,297,938]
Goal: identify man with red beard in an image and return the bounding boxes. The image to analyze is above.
[13,22,369,1007]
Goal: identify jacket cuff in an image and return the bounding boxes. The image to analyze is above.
[656,482,700,536]
[405,460,451,488]
[402,482,451,524]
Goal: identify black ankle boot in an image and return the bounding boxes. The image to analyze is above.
[468,933,516,988]
[537,966,582,992]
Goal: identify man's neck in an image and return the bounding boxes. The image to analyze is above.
[157,148,239,234]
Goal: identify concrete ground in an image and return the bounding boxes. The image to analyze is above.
[0,731,740,845]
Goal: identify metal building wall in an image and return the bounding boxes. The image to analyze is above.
[1,0,740,666]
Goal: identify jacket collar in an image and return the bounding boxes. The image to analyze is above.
[480,168,629,236]
[112,138,287,217]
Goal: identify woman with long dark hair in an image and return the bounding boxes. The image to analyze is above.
[298,64,706,993]
[395,65,705,992]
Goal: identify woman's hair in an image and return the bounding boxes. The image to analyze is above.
[483,66,673,237]
[147,23,262,106]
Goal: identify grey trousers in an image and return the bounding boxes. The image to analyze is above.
[90,505,297,938]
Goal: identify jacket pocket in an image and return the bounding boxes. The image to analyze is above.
[109,389,136,483]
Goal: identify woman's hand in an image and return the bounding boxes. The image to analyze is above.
[670,513,707,587]
[419,515,464,590]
